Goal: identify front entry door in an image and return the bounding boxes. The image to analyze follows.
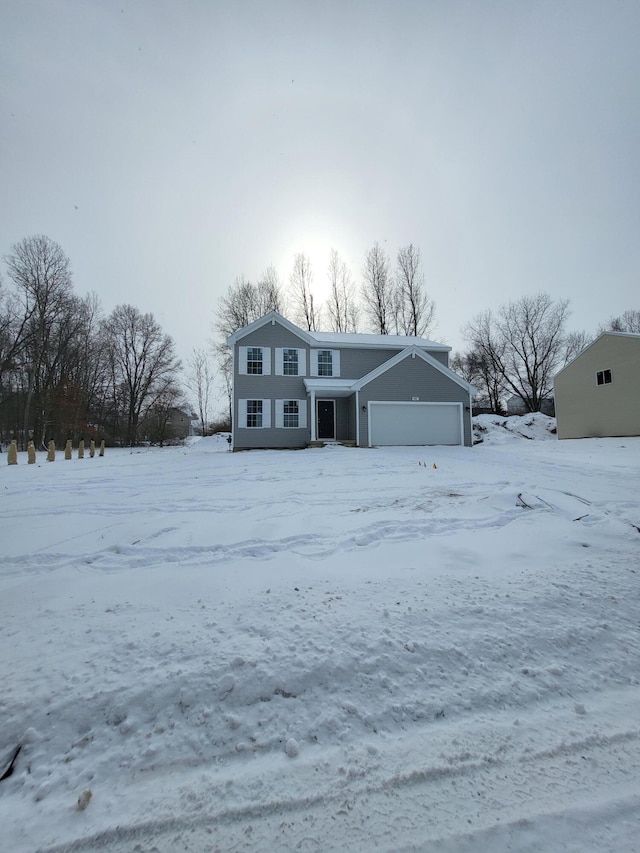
[317,400,335,440]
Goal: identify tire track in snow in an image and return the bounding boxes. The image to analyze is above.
[33,711,640,853]
[0,508,528,576]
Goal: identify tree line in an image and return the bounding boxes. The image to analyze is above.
[453,299,640,414]
[216,243,436,340]
[0,235,184,448]
[213,243,436,421]
[3,234,636,447]
[213,243,639,418]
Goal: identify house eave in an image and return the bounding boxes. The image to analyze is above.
[226,311,313,347]
[554,331,640,380]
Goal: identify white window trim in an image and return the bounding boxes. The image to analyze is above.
[238,346,271,376]
[275,399,307,429]
[596,369,612,386]
[310,349,340,378]
[275,347,307,377]
[238,399,271,428]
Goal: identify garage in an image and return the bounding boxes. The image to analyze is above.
[368,401,463,446]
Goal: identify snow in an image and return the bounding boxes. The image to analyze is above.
[1,418,639,852]
[307,330,449,350]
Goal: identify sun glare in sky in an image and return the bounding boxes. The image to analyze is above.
[276,217,362,301]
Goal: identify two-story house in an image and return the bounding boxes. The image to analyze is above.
[227,311,476,450]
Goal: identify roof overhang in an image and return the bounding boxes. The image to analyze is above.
[226,311,453,353]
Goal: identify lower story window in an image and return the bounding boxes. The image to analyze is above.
[596,369,612,386]
[283,400,299,428]
[275,399,306,429]
[247,399,263,427]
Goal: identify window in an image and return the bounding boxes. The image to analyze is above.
[283,348,299,376]
[317,350,333,376]
[275,399,307,429]
[239,346,271,375]
[310,349,340,377]
[596,369,612,386]
[239,399,271,428]
[247,347,263,375]
[246,399,263,427]
[275,347,306,376]
[283,400,299,428]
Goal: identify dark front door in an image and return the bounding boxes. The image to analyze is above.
[317,400,335,440]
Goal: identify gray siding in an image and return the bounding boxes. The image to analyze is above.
[335,397,353,441]
[232,317,461,448]
[234,391,310,448]
[431,351,449,368]
[239,323,307,350]
[340,348,401,377]
[358,356,472,446]
[233,322,309,448]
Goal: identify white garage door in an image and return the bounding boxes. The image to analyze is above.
[369,402,463,446]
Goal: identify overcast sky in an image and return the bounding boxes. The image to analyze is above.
[2,0,639,382]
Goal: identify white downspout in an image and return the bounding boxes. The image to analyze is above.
[310,389,316,441]
[355,390,360,447]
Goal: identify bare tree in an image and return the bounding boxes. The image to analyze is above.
[142,378,187,446]
[327,249,359,332]
[5,235,78,445]
[361,242,392,334]
[603,309,640,334]
[50,291,108,443]
[0,278,27,445]
[289,253,320,331]
[464,294,571,414]
[0,277,30,383]
[459,313,508,414]
[214,340,233,428]
[215,276,260,340]
[256,266,285,317]
[187,346,214,436]
[213,268,284,431]
[562,330,592,365]
[395,244,436,337]
[103,304,181,446]
[496,294,570,412]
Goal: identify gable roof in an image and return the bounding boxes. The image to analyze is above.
[353,345,476,395]
[226,311,310,346]
[227,310,451,351]
[554,331,640,379]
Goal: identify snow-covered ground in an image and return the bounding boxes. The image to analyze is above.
[1,415,639,853]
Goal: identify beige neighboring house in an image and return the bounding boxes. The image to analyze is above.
[554,332,640,439]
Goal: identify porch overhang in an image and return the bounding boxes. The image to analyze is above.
[303,378,355,398]
[304,379,356,442]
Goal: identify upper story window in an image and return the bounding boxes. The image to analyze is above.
[247,347,263,374]
[283,348,299,376]
[317,350,333,376]
[239,346,271,375]
[310,349,340,378]
[596,369,612,386]
[275,347,306,376]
